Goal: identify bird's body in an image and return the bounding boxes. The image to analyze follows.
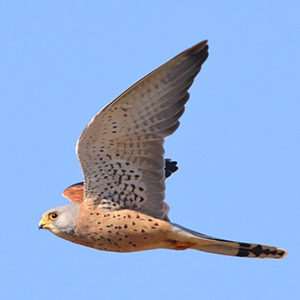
[57,205,179,252]
[39,41,287,259]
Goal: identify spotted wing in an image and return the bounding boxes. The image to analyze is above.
[62,160,178,204]
[76,41,209,220]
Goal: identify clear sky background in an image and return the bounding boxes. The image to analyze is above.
[1,1,299,299]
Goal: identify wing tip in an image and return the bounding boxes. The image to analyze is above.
[184,40,209,57]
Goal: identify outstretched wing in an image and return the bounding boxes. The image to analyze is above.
[76,41,209,220]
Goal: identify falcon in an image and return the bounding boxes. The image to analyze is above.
[39,41,287,258]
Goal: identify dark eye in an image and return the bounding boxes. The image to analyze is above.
[49,212,58,220]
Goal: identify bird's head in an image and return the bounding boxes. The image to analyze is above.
[39,204,80,238]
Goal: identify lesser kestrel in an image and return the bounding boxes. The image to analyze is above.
[39,41,287,258]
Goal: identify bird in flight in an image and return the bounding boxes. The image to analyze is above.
[39,41,286,258]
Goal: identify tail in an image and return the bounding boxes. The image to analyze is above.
[171,224,287,259]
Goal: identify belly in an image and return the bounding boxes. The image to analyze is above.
[74,209,174,252]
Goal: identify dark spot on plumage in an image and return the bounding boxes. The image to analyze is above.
[167,239,177,245]
[124,235,128,238]
[132,222,136,225]
[154,223,159,226]
[148,219,152,222]
[107,230,112,233]
[132,244,137,247]
[251,245,263,257]
[141,229,145,233]
[124,224,128,229]
[236,249,250,257]
[114,242,121,248]
[239,242,251,248]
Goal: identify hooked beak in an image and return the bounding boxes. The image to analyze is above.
[39,217,50,230]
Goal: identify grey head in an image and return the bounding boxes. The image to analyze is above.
[39,203,80,239]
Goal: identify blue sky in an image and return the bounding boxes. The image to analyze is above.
[1,1,299,299]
